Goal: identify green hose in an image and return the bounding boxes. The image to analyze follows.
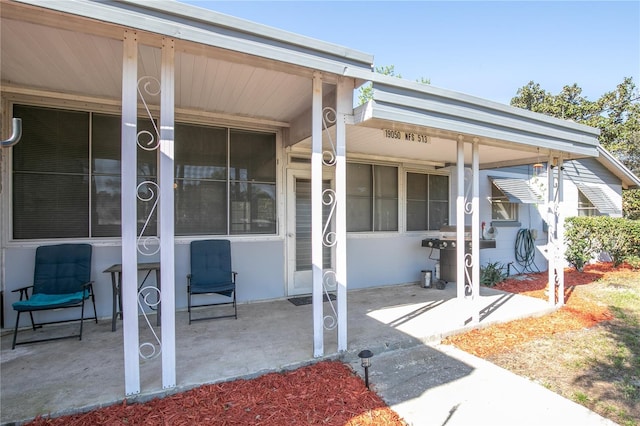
[515,228,539,273]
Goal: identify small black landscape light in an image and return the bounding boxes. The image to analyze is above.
[358,349,373,389]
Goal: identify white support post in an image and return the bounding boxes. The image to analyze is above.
[311,73,323,357]
[547,155,556,305]
[335,77,349,352]
[121,30,140,396]
[557,157,565,307]
[159,38,176,389]
[456,137,465,300]
[471,139,480,322]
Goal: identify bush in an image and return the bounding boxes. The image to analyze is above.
[481,261,507,286]
[564,216,640,270]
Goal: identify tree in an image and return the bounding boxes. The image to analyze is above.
[511,78,640,218]
[357,65,430,105]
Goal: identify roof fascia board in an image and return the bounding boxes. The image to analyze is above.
[597,146,640,189]
[118,0,374,65]
[370,75,601,136]
[367,103,599,158]
[374,90,597,147]
[12,0,374,77]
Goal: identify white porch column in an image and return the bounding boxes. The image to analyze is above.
[159,38,176,389]
[547,155,556,305]
[335,77,349,352]
[556,157,565,306]
[121,30,140,395]
[471,139,480,322]
[456,137,465,300]
[311,73,324,357]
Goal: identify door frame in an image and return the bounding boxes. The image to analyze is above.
[286,166,334,296]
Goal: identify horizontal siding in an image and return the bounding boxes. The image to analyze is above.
[564,158,620,186]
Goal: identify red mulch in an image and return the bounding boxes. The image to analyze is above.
[26,361,406,426]
[442,263,629,358]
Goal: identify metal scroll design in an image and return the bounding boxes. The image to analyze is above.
[136,75,161,359]
[463,168,474,298]
[463,168,474,215]
[321,106,338,330]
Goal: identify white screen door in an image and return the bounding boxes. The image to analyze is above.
[287,170,332,296]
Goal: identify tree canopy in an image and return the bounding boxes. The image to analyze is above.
[510,77,640,218]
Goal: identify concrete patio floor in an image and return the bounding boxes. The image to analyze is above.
[1,282,555,425]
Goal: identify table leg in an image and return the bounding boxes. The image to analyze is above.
[110,272,117,332]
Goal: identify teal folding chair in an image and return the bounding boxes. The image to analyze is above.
[187,240,237,324]
[12,244,97,349]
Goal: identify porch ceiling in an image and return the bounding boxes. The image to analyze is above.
[292,122,552,169]
[1,11,315,126]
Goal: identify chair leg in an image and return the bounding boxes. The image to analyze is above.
[12,311,21,350]
[90,286,98,323]
[233,291,237,319]
[188,290,192,325]
[79,299,85,341]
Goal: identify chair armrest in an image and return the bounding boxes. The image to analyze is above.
[12,285,34,301]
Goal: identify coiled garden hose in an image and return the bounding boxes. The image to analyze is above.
[515,228,539,273]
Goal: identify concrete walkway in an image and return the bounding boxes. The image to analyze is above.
[347,344,616,426]
[0,282,614,425]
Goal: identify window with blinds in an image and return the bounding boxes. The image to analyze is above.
[346,163,398,232]
[12,104,276,239]
[406,172,449,231]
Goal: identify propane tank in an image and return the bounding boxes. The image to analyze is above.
[435,262,440,280]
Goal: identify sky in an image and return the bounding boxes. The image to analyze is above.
[180,0,639,106]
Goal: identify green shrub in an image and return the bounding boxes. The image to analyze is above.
[564,216,640,270]
[481,261,507,287]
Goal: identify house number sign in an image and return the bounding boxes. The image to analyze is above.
[383,129,430,143]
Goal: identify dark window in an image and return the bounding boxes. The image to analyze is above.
[11,105,277,239]
[406,172,449,231]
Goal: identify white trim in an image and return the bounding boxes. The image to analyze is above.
[471,140,480,323]
[121,29,140,396]
[456,138,465,301]
[336,77,349,352]
[159,37,176,390]
[311,73,323,358]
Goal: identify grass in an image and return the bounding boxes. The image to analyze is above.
[478,265,640,426]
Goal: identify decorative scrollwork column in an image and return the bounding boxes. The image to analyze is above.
[321,107,338,332]
[135,75,162,360]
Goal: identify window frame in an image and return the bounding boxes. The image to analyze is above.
[8,103,280,242]
[490,181,519,222]
[405,170,450,232]
[577,189,601,217]
[346,161,399,233]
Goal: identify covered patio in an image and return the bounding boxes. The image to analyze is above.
[2,0,602,411]
[0,282,553,424]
